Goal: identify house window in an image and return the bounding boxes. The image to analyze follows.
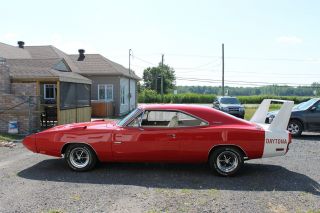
[98,84,113,101]
[120,86,125,104]
[44,84,56,100]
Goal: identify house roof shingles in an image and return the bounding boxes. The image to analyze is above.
[24,46,81,73]
[6,58,91,84]
[0,42,31,59]
[0,42,140,82]
[69,54,141,80]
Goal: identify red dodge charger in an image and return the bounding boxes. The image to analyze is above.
[23,100,293,176]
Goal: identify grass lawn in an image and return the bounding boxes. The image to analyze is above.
[0,133,24,142]
[244,104,281,120]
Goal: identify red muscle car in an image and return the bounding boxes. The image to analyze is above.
[23,100,294,176]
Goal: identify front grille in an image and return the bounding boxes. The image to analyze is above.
[228,107,239,112]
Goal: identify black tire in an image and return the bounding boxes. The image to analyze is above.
[65,144,97,172]
[209,147,244,176]
[287,120,303,137]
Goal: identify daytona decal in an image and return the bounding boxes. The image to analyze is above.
[262,131,289,158]
[265,138,287,144]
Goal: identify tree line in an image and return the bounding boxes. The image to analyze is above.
[177,84,320,96]
[140,62,319,97]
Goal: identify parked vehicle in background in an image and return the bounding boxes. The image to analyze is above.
[213,96,245,119]
[266,98,320,137]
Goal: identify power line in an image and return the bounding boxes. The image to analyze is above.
[174,61,221,70]
[164,53,320,62]
[132,56,157,65]
[176,76,318,87]
[176,77,320,89]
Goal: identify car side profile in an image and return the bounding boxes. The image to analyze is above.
[213,96,245,119]
[266,98,320,136]
[23,100,293,176]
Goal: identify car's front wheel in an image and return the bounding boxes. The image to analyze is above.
[287,120,303,137]
[209,147,243,176]
[65,144,97,172]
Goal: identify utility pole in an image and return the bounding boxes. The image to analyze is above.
[128,49,132,111]
[161,54,164,100]
[222,43,225,96]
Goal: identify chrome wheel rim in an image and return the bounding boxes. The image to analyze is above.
[288,123,300,134]
[216,151,238,173]
[69,147,90,169]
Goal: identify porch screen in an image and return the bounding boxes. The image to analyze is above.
[60,82,90,109]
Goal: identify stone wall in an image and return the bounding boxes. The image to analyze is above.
[11,82,37,96]
[0,63,10,93]
[0,62,40,134]
[0,94,40,134]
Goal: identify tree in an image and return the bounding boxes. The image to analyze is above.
[311,82,320,96]
[142,63,176,94]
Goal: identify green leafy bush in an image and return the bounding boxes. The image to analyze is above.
[138,91,311,104]
[237,95,310,104]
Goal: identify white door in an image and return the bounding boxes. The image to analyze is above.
[120,78,129,115]
[130,79,136,110]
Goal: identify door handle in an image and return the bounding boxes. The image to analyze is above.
[167,134,176,138]
[113,141,122,144]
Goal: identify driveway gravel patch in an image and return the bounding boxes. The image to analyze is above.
[0,133,319,213]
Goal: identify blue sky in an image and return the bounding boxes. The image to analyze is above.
[1,0,319,86]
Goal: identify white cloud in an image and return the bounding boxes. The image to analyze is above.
[276,36,303,44]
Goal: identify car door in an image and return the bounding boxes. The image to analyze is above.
[112,110,181,162]
[304,101,320,130]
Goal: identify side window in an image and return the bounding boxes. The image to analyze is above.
[141,111,176,127]
[176,112,208,127]
[314,102,320,111]
[139,110,207,128]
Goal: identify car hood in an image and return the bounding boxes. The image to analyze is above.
[267,108,301,116]
[42,120,118,132]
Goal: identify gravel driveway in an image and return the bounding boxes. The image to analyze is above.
[0,134,319,213]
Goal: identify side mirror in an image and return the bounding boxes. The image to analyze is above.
[310,106,317,111]
[137,117,143,128]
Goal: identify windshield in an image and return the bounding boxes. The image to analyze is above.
[117,108,141,126]
[293,99,318,111]
[220,97,240,105]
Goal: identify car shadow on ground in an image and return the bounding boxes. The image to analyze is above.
[18,160,320,196]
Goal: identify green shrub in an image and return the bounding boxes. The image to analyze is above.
[138,91,312,104]
[237,95,310,104]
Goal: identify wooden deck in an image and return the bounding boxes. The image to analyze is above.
[58,107,91,125]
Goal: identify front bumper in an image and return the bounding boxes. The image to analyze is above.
[22,134,37,153]
[222,110,245,118]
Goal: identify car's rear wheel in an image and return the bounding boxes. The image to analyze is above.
[65,144,97,172]
[209,147,243,176]
[287,120,302,137]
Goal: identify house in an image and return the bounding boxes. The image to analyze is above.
[0,41,92,133]
[4,42,141,117]
[0,41,141,133]
[69,50,141,116]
